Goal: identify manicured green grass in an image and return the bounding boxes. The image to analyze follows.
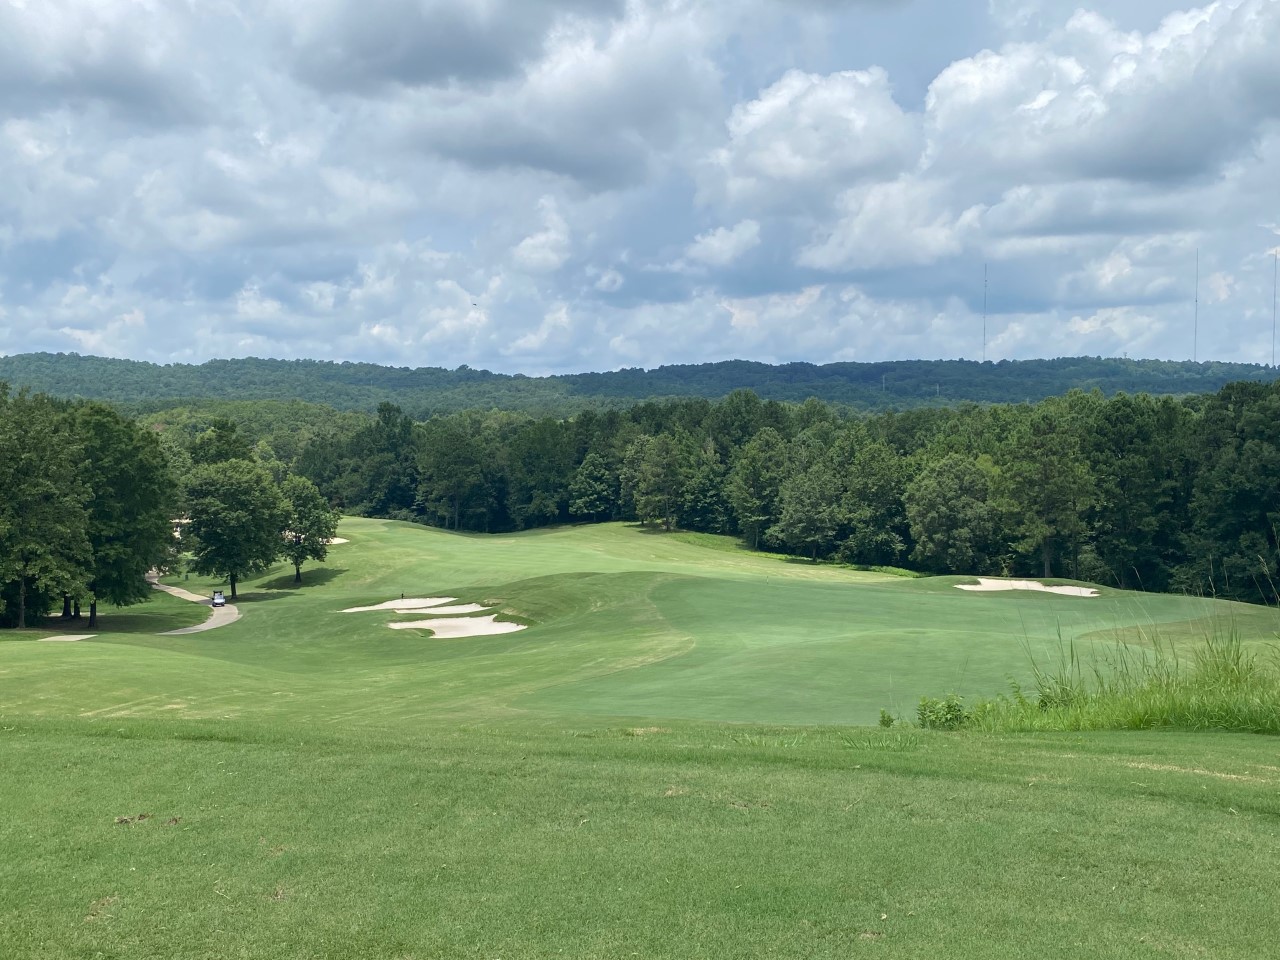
[2,519,1279,958]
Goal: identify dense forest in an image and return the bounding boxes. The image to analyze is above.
[148,382,1276,606]
[2,352,1277,419]
[5,374,1278,610]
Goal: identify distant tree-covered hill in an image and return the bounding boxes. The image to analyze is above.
[1,352,1276,417]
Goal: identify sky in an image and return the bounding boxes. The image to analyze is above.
[1,0,1278,374]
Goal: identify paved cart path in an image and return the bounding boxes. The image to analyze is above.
[147,575,242,634]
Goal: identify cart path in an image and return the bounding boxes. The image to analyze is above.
[147,574,242,634]
[37,634,97,642]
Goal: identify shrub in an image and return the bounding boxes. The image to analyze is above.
[878,709,895,728]
[917,694,969,730]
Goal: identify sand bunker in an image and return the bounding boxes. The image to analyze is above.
[342,598,456,613]
[388,615,526,638]
[956,578,1099,598]
[327,537,350,545]
[36,634,97,642]
[394,603,490,616]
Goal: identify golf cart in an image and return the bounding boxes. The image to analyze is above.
[212,590,226,607]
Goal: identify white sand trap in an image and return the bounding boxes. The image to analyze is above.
[395,603,490,616]
[37,634,97,642]
[342,598,456,613]
[387,615,526,638]
[956,578,1099,597]
[326,537,350,544]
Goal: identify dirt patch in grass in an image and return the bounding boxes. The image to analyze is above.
[1126,762,1270,783]
[84,895,119,923]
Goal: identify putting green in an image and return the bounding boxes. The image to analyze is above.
[2,518,1272,727]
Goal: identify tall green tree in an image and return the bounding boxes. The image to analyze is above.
[769,463,842,560]
[568,452,619,521]
[281,475,340,584]
[726,428,787,549]
[1180,383,1280,602]
[417,416,497,530]
[998,403,1096,578]
[904,454,1001,574]
[185,459,287,599]
[1082,394,1194,590]
[678,440,732,534]
[76,403,177,628]
[625,434,688,530]
[0,392,92,627]
[840,440,909,566]
[190,418,254,465]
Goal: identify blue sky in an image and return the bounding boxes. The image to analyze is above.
[1,0,1278,372]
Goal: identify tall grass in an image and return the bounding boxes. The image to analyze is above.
[961,624,1280,734]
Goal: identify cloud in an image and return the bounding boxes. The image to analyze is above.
[390,1,723,187]
[686,220,761,267]
[2,0,1280,374]
[705,67,920,212]
[513,198,572,273]
[275,0,627,93]
[799,179,981,271]
[924,2,1280,184]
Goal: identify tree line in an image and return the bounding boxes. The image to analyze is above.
[0,388,338,629]
[289,383,1280,604]
[3,351,1278,420]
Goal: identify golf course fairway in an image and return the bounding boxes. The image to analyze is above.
[3,519,1278,958]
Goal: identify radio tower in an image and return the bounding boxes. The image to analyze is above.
[1272,250,1277,368]
[1193,249,1200,364]
[982,263,988,363]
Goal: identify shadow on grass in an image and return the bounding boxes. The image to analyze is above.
[258,567,348,592]
[634,524,676,536]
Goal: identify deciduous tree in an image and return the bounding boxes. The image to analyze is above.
[281,475,340,584]
[185,459,287,599]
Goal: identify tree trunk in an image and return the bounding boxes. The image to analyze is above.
[294,562,302,584]
[73,599,81,619]
[1042,539,1053,578]
[88,599,98,630]
[18,577,26,629]
[229,573,238,600]
[61,594,72,618]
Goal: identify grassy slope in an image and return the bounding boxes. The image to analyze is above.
[2,519,1278,958]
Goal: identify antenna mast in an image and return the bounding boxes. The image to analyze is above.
[982,263,988,363]
[1272,250,1277,368]
[1194,249,1199,364]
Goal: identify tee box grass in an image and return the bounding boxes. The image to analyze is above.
[2,519,1278,959]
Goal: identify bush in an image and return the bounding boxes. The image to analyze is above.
[878,709,895,728]
[917,694,969,730]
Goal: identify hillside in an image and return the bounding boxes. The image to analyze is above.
[2,351,1277,416]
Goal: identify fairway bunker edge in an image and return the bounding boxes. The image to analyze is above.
[955,577,1100,597]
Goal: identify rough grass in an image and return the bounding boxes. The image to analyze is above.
[965,627,1280,734]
